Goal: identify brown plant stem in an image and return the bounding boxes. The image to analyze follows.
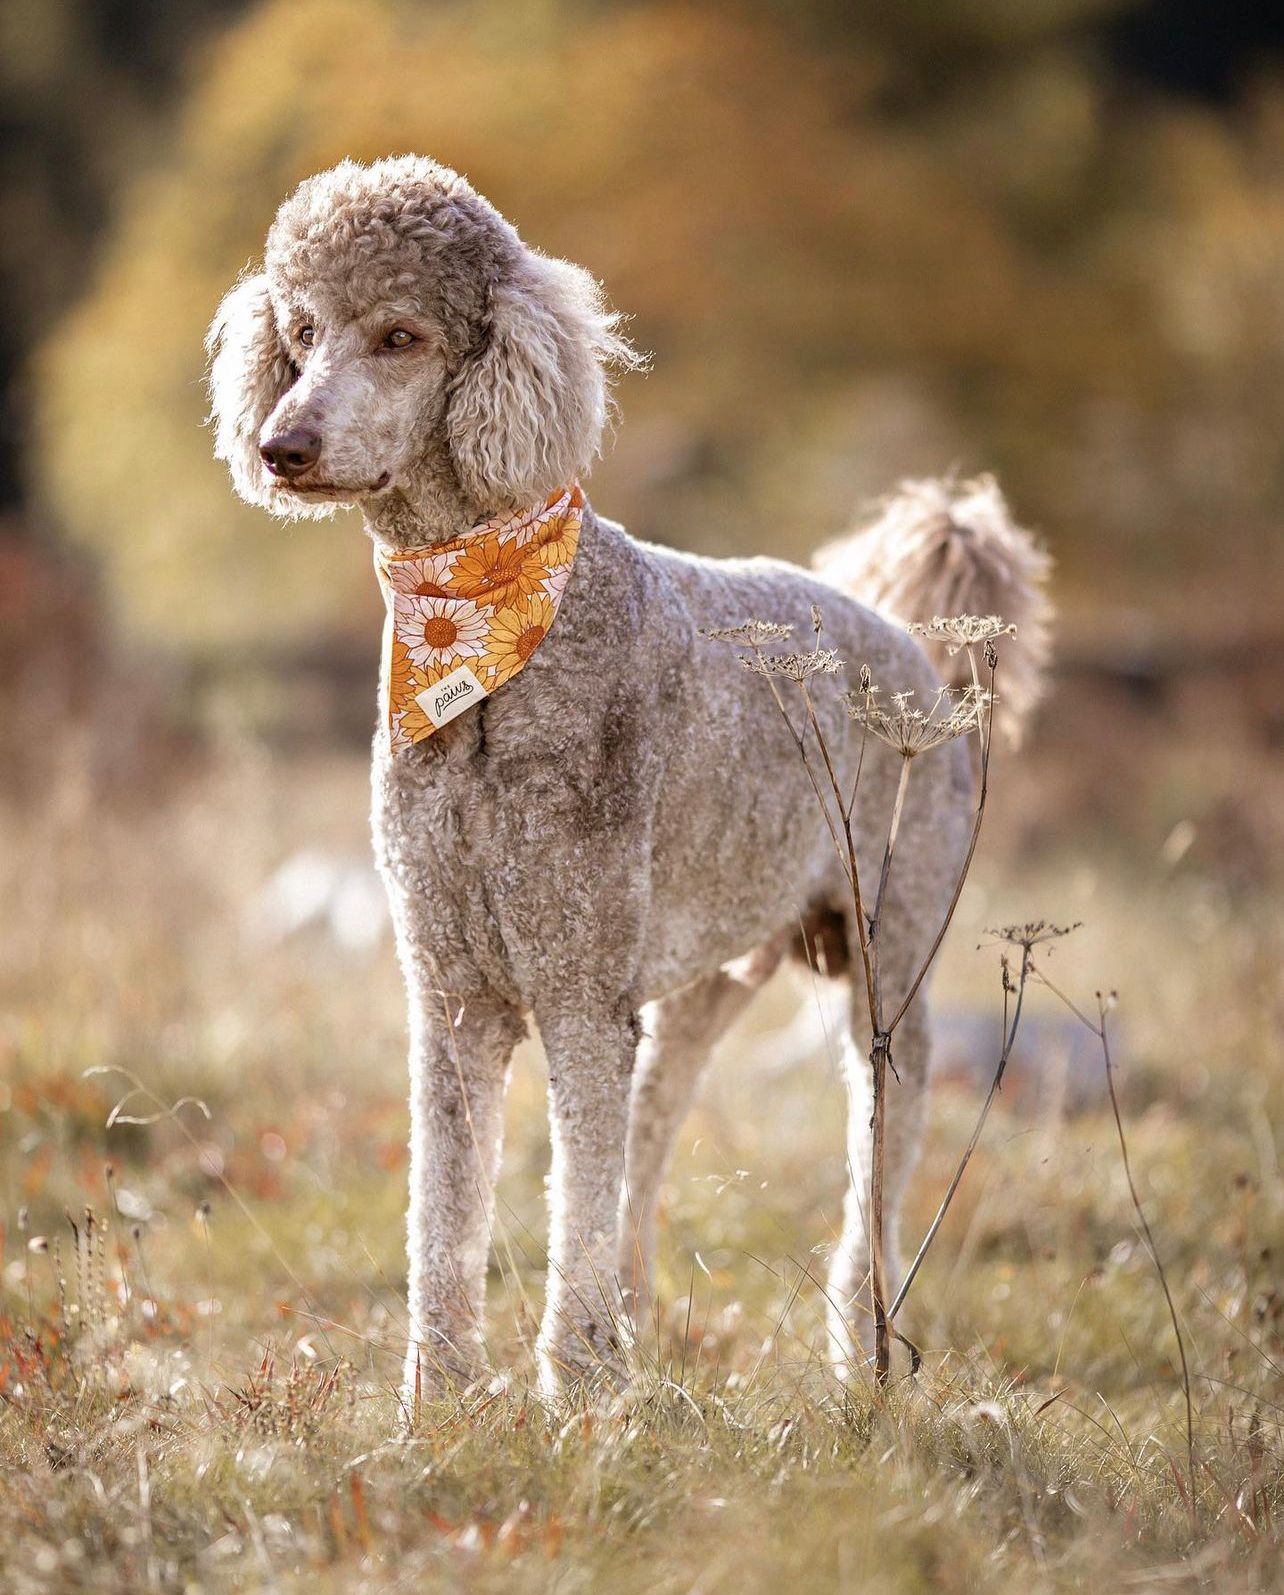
[1034,970,1198,1535]
[1098,1001,1198,1533]
[872,756,913,942]
[796,679,892,1387]
[887,652,996,1032]
[798,682,876,1017]
[733,629,1001,1392]
[869,1031,891,1387]
[890,943,1031,1320]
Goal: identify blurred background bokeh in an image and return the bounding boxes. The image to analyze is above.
[3,0,1284,857]
[1,0,1282,1424]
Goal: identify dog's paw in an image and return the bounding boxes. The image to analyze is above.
[535,1313,630,1401]
[401,1333,490,1423]
[827,1313,921,1388]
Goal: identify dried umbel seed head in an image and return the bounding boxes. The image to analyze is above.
[907,613,1017,655]
[701,619,794,647]
[742,648,843,682]
[845,682,990,757]
[985,920,1081,952]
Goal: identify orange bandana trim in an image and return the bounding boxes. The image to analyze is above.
[375,483,583,752]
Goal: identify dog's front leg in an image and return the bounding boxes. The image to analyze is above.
[536,997,639,1395]
[402,990,523,1403]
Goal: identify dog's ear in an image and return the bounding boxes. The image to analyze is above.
[446,252,642,508]
[205,271,294,507]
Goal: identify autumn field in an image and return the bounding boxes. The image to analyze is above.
[1,686,1281,1592]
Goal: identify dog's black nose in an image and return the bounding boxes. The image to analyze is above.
[259,428,322,479]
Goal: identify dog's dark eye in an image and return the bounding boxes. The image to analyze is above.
[297,325,315,347]
[383,328,415,350]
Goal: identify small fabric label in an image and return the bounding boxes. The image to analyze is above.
[415,663,489,728]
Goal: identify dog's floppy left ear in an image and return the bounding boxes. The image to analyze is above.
[205,270,295,508]
[446,252,642,508]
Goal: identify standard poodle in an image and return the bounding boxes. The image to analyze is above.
[207,155,1051,1398]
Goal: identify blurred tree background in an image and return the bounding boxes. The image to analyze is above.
[4,0,1284,658]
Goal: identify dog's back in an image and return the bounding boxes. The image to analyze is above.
[612,476,1049,1000]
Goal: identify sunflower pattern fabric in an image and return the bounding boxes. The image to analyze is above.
[375,483,584,752]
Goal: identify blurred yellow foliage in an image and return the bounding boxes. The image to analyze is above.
[32,0,1284,652]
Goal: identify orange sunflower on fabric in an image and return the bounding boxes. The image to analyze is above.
[485,595,558,682]
[388,635,418,704]
[537,518,579,570]
[395,690,438,745]
[451,530,550,606]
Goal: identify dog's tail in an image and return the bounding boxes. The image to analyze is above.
[814,474,1053,744]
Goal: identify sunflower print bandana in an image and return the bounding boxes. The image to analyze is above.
[375,483,583,752]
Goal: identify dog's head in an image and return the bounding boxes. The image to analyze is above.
[206,156,640,518]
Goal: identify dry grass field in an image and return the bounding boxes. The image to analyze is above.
[2,710,1281,1593]
[5,5,1284,1588]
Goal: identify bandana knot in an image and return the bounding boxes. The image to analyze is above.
[375,483,583,751]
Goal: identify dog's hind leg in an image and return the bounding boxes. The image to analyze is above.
[617,939,784,1331]
[826,992,932,1378]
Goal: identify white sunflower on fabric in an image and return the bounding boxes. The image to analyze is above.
[383,546,462,599]
[483,503,535,546]
[394,593,489,670]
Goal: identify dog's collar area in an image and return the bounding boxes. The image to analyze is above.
[375,483,583,750]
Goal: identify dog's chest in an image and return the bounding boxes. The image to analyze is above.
[371,719,519,990]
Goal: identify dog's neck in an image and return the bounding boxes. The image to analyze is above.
[361,448,594,560]
[362,447,482,553]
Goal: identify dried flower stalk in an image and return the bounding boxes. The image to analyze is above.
[707,610,1009,1386]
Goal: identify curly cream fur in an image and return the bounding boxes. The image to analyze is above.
[815,475,1054,743]
[207,156,1052,1399]
[447,250,643,505]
